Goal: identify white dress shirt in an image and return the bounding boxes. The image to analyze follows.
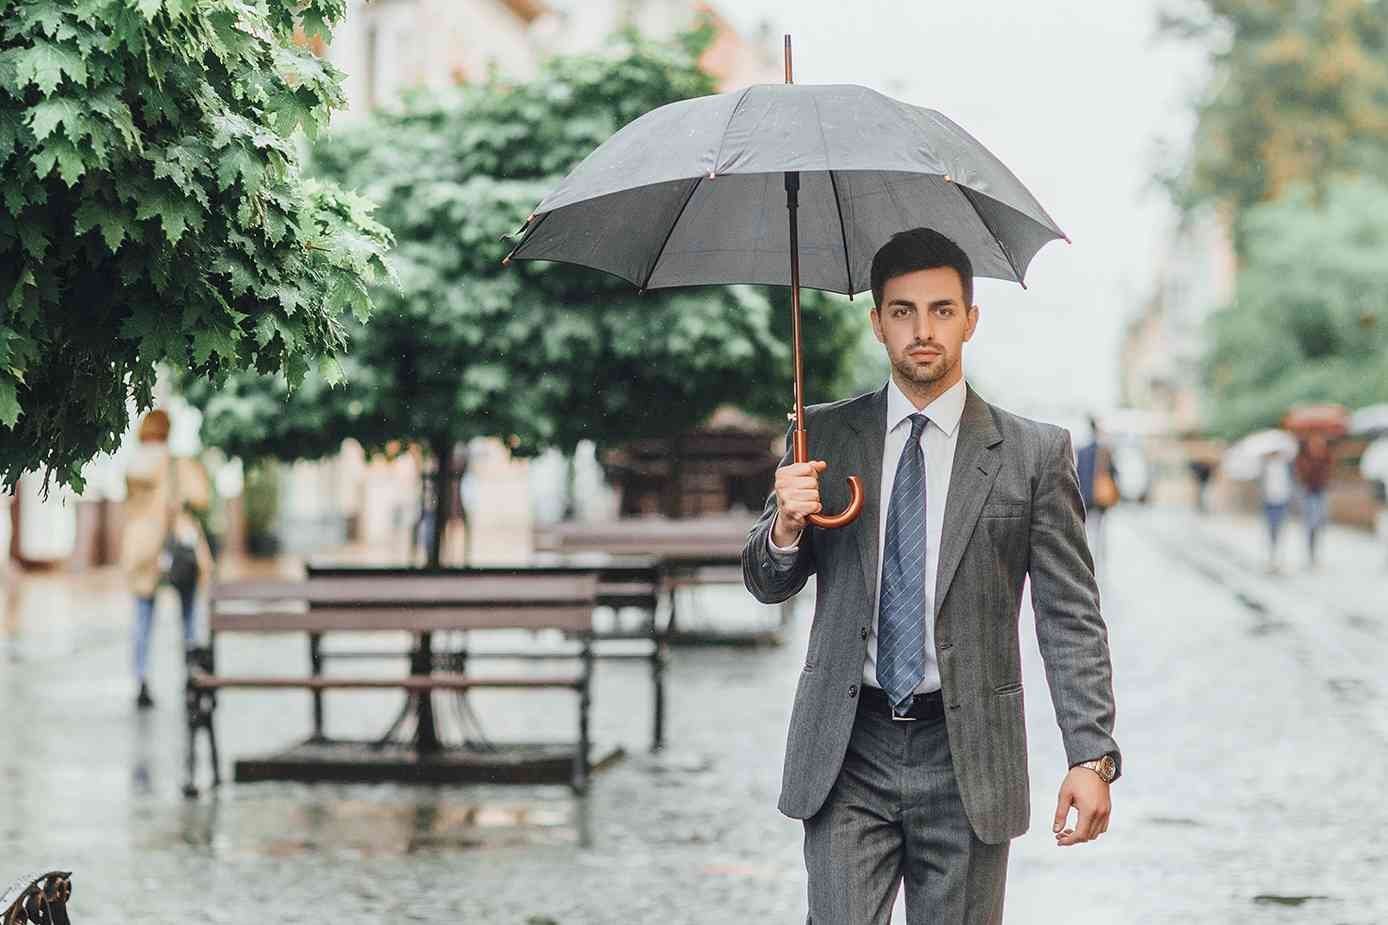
[770,376,967,695]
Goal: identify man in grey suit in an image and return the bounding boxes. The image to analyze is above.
[742,228,1120,924]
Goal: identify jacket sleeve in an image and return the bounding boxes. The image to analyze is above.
[1028,427,1121,778]
[742,426,817,604]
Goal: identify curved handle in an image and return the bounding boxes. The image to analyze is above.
[808,475,864,529]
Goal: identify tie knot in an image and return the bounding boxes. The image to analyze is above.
[908,413,929,440]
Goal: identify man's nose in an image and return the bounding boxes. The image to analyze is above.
[914,314,934,342]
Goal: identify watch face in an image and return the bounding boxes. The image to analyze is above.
[1098,755,1117,781]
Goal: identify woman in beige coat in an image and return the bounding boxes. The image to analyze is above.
[120,409,213,708]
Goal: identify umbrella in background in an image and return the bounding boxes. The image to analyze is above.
[507,36,1068,529]
[1350,404,1388,439]
[1360,437,1388,482]
[1224,429,1297,481]
[1282,403,1348,438]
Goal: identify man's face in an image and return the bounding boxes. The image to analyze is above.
[870,267,979,388]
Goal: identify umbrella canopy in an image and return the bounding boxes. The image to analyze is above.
[1361,437,1388,482]
[507,37,1067,530]
[1282,403,1348,438]
[507,82,1066,294]
[1350,404,1388,438]
[1224,429,1297,481]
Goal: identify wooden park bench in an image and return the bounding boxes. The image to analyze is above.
[2,871,72,925]
[533,515,790,644]
[304,561,668,750]
[183,571,600,796]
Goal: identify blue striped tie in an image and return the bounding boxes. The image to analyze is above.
[877,413,929,713]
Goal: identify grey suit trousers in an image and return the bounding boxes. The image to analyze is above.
[804,694,1009,925]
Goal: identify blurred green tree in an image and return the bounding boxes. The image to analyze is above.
[0,0,392,490]
[1160,0,1388,248]
[189,26,862,557]
[1203,178,1388,438]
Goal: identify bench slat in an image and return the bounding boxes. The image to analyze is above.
[209,605,595,634]
[189,672,581,691]
[212,574,599,605]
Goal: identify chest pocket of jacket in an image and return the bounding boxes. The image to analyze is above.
[981,499,1026,519]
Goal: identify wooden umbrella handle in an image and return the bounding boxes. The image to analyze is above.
[809,475,864,528]
[792,428,865,529]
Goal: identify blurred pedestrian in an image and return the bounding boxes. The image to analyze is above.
[1294,434,1333,568]
[744,229,1119,923]
[120,409,212,709]
[1189,459,1214,513]
[1075,416,1119,566]
[1260,449,1294,574]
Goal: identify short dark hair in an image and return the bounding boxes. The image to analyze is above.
[870,227,973,308]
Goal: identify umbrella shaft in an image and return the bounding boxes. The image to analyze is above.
[786,170,808,464]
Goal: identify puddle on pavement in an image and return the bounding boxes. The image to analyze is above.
[146,795,589,856]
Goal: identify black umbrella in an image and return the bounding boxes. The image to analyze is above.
[507,37,1067,528]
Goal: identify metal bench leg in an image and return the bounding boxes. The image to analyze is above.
[182,688,200,798]
[652,621,667,753]
[183,645,212,797]
[574,637,593,794]
[207,702,223,788]
[309,632,326,743]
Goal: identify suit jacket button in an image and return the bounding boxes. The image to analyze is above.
[848,684,858,698]
[860,627,868,640]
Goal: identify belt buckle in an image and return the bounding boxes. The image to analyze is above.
[890,695,918,722]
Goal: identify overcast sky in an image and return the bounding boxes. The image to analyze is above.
[718,1,1208,421]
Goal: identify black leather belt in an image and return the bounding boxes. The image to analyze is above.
[859,684,945,722]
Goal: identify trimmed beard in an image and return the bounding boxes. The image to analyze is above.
[892,350,954,386]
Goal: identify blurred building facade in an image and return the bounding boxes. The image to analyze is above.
[1117,211,1236,505]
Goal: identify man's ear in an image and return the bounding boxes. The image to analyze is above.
[869,306,886,345]
[964,303,980,342]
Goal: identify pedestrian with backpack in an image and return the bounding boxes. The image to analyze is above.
[120,409,212,709]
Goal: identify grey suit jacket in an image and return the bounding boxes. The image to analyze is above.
[742,383,1120,845]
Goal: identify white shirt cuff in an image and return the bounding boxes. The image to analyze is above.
[767,513,802,558]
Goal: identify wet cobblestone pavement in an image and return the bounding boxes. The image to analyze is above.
[4,507,1387,923]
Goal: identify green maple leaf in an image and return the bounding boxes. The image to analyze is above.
[215,144,265,195]
[135,192,203,245]
[191,327,240,365]
[30,138,86,185]
[319,354,346,387]
[15,40,89,95]
[74,200,129,252]
[135,0,163,21]
[0,377,19,428]
[27,96,87,143]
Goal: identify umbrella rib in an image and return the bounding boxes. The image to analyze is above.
[956,185,1026,288]
[503,211,552,264]
[711,86,753,176]
[640,178,702,291]
[827,170,854,296]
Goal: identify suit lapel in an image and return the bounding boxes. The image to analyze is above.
[933,386,1003,620]
[845,385,888,607]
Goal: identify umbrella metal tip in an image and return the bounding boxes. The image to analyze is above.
[944,175,953,183]
[501,256,511,266]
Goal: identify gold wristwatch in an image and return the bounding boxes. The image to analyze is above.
[1077,755,1117,783]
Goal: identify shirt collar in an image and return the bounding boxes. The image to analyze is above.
[885,376,967,438]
